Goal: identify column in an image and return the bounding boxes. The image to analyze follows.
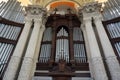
[94,16,120,80]
[3,17,32,80]
[81,24,94,79]
[83,18,108,80]
[17,18,45,80]
[32,24,45,78]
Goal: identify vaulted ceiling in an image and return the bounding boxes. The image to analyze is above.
[18,0,107,7]
[18,0,108,13]
[28,0,107,12]
[30,0,107,7]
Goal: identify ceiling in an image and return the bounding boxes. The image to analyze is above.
[18,0,107,7]
[17,0,108,14]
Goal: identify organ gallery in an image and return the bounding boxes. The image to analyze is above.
[0,0,120,80]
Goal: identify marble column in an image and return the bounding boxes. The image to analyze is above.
[17,18,44,80]
[83,18,108,80]
[94,16,120,80]
[3,17,32,80]
[81,24,94,79]
[31,24,45,78]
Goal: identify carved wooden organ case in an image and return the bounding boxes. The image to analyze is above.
[35,14,90,79]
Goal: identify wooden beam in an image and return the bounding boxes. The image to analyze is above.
[0,16,24,27]
[103,16,120,25]
[73,41,85,44]
[110,37,120,43]
[42,41,52,44]
[34,72,91,77]
[0,37,17,45]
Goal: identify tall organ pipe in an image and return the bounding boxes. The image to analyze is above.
[103,0,120,20]
[39,28,52,63]
[73,27,87,63]
[55,27,69,62]
[106,22,120,58]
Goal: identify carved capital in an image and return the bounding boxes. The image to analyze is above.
[81,2,102,13]
[25,5,47,16]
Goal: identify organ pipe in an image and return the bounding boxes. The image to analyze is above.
[73,27,87,63]
[106,22,120,58]
[0,0,24,23]
[55,27,69,63]
[0,24,21,40]
[0,43,14,77]
[102,0,120,20]
[39,28,52,63]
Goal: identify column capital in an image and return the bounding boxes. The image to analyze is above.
[25,5,46,15]
[78,2,102,20]
[81,2,101,13]
[25,5,47,19]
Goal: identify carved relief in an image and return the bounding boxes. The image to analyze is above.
[25,5,46,16]
[82,2,102,13]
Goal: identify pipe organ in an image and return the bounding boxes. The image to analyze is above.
[0,0,24,79]
[35,14,90,80]
[55,27,69,63]
[1,0,120,80]
[39,27,52,63]
[73,27,87,63]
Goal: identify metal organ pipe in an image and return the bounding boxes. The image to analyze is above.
[73,27,87,63]
[2,1,16,18]
[39,28,52,63]
[55,27,69,63]
[103,0,120,21]
[0,24,21,40]
[106,22,120,58]
[0,2,5,13]
[0,43,14,77]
